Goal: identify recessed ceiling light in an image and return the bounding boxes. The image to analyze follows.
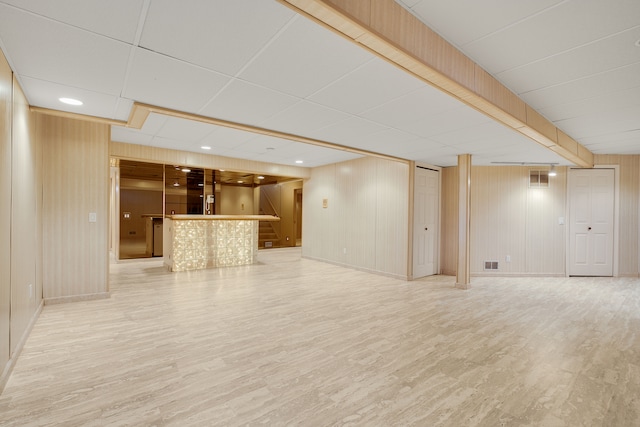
[181,168,191,173]
[59,97,83,106]
[237,180,243,184]
[636,39,640,47]
[201,146,211,150]
[173,182,180,187]
[198,183,204,187]
[257,176,265,180]
[295,160,303,164]
[219,169,225,172]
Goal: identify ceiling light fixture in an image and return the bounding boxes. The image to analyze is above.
[549,165,557,177]
[59,97,83,106]
[636,39,640,47]
[181,168,191,173]
[295,160,303,164]
[237,180,243,184]
[201,146,211,150]
[257,176,265,180]
[173,182,180,187]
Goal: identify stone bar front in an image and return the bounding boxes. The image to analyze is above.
[163,215,280,272]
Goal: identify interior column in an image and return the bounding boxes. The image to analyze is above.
[456,154,471,289]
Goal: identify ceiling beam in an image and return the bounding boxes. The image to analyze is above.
[278,0,594,168]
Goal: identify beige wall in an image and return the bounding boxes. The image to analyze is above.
[220,185,254,215]
[0,52,43,393]
[440,166,458,276]
[120,189,163,240]
[0,48,13,387]
[595,155,640,276]
[442,161,640,277]
[39,114,110,302]
[303,157,410,279]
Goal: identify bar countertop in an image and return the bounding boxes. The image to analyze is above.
[165,215,280,221]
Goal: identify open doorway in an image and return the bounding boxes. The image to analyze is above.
[294,188,303,247]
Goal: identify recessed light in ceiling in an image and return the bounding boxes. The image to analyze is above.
[636,39,640,47]
[198,183,204,187]
[295,160,303,164]
[173,182,180,187]
[237,180,243,184]
[181,168,191,173]
[201,146,211,150]
[257,176,265,180]
[59,97,83,106]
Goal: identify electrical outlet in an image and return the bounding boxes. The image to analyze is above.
[506,255,511,262]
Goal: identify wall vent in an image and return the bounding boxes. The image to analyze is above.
[529,170,549,188]
[484,261,499,270]
[264,241,273,248]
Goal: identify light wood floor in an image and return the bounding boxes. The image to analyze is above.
[1,248,639,426]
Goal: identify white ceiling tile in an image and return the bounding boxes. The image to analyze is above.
[111,126,153,145]
[463,0,640,73]
[155,117,217,142]
[497,27,640,94]
[239,15,372,98]
[521,62,640,110]
[139,0,295,76]
[539,86,640,122]
[114,98,134,121]
[404,0,564,47]
[124,48,231,114]
[309,56,424,114]
[556,106,640,139]
[198,126,257,150]
[310,117,389,146]
[399,106,490,138]
[580,129,640,148]
[140,113,169,136]
[0,0,145,43]
[360,85,461,127]
[199,79,298,124]
[19,76,119,118]
[0,4,130,95]
[260,100,350,136]
[233,135,294,155]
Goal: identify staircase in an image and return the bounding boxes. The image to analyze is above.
[259,220,280,248]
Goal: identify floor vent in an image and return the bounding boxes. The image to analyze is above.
[484,261,499,270]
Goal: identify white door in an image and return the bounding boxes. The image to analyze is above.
[413,167,439,278]
[568,168,614,276]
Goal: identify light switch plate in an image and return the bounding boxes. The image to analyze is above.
[89,212,97,223]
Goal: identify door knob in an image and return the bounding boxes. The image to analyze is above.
[588,226,592,230]
[425,227,428,231]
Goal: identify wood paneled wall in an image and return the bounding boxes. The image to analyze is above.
[440,167,457,276]
[10,77,39,353]
[595,155,640,276]
[0,47,12,382]
[303,157,410,279]
[39,114,110,302]
[441,166,568,276]
[0,51,43,394]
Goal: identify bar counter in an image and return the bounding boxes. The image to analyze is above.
[163,215,280,272]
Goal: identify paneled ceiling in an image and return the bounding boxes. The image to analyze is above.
[0,0,637,168]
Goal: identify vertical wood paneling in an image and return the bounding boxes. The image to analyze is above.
[10,78,38,353]
[440,167,458,276]
[39,115,109,301]
[0,48,12,370]
[303,157,409,279]
[375,159,409,276]
[595,155,640,276]
[457,155,471,287]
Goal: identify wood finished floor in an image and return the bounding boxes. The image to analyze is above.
[1,248,639,426]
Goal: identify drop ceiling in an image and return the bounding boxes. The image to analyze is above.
[0,0,637,169]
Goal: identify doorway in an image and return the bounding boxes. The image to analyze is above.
[568,168,615,276]
[293,188,303,247]
[413,166,439,278]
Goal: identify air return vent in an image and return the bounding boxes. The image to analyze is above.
[484,261,499,271]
